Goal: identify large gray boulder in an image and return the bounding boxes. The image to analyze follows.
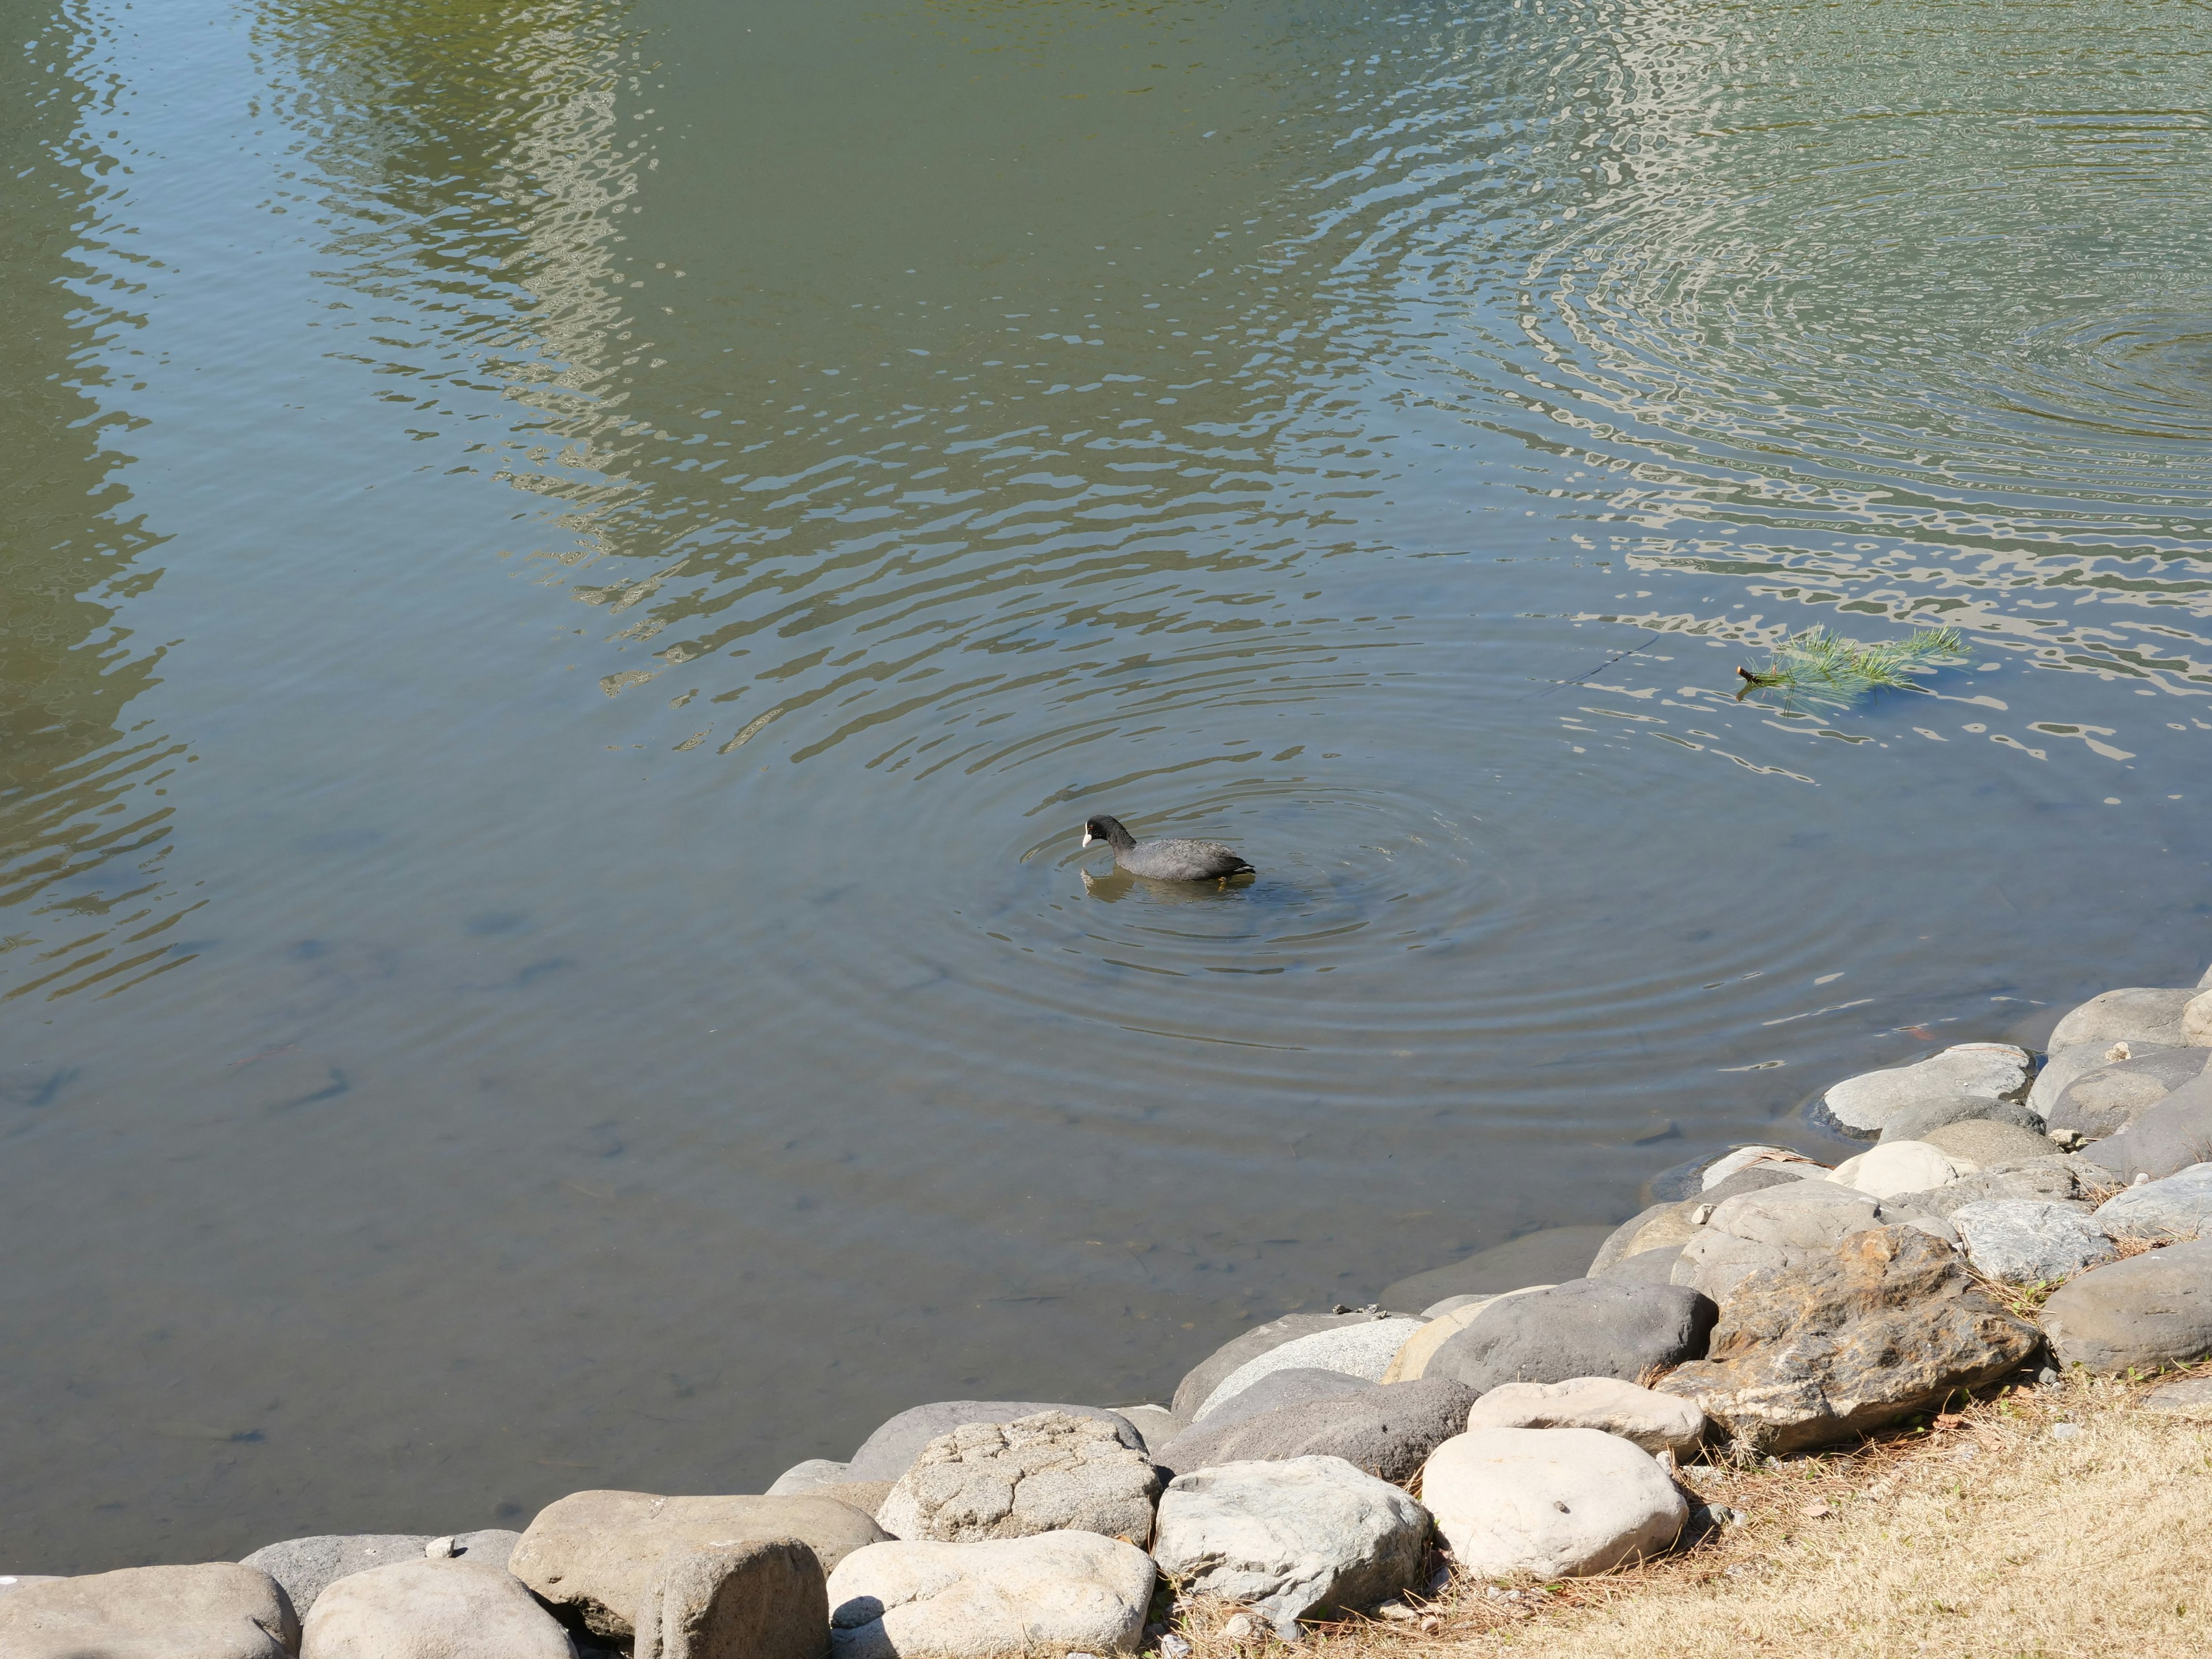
[1377,1226,1615,1315]
[847,1403,1145,1483]
[1657,1227,2041,1455]
[1589,1199,1702,1277]
[2096,1164,2212,1241]
[2040,1240,2212,1373]
[1820,1044,2032,1138]
[511,1492,886,1640]
[1426,1278,1717,1394]
[300,1558,574,1659]
[2080,1075,2212,1181]
[0,1563,299,1659]
[1599,1244,1689,1284]
[243,1532,518,1620]
[1150,1457,1429,1638]
[635,1540,828,1659]
[1169,1313,1404,1425]
[2048,988,2197,1051]
[1463,1377,1706,1459]
[1381,1290,1554,1384]
[2029,1040,2163,1120]
[1950,1200,2116,1284]
[875,1412,1160,1543]
[1190,1320,1420,1422]
[1184,1369,1375,1434]
[826,1532,1153,1659]
[1153,1377,1478,1482]
[1881,1094,2043,1142]
[1421,1428,1685,1579]
[2045,1047,2211,1142]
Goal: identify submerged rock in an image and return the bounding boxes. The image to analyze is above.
[1657,1226,2040,1456]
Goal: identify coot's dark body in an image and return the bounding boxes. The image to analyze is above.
[1082,815,1254,882]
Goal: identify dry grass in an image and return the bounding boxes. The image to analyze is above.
[1161,1362,2212,1659]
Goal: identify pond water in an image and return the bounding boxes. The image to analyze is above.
[3,0,2209,1569]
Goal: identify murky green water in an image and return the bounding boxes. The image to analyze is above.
[3,0,2209,1568]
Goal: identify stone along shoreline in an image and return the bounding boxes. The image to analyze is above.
[9,969,2212,1658]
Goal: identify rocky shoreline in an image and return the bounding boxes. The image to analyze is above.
[9,971,2212,1659]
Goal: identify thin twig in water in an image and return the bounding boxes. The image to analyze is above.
[1528,628,1668,699]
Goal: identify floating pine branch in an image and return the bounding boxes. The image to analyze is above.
[1735,625,1964,708]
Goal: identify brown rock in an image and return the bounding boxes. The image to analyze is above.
[1656,1226,2040,1455]
[512,1492,884,1639]
[636,1539,829,1659]
[0,1562,298,1659]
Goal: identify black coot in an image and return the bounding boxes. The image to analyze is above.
[1081,815,1255,882]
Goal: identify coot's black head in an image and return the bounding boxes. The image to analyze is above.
[1082,815,1136,851]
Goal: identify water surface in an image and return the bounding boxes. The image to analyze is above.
[3,0,2210,1568]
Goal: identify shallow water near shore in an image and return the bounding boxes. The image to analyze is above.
[3,0,2210,1569]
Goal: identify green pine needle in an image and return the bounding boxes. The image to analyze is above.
[1737,625,1965,709]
